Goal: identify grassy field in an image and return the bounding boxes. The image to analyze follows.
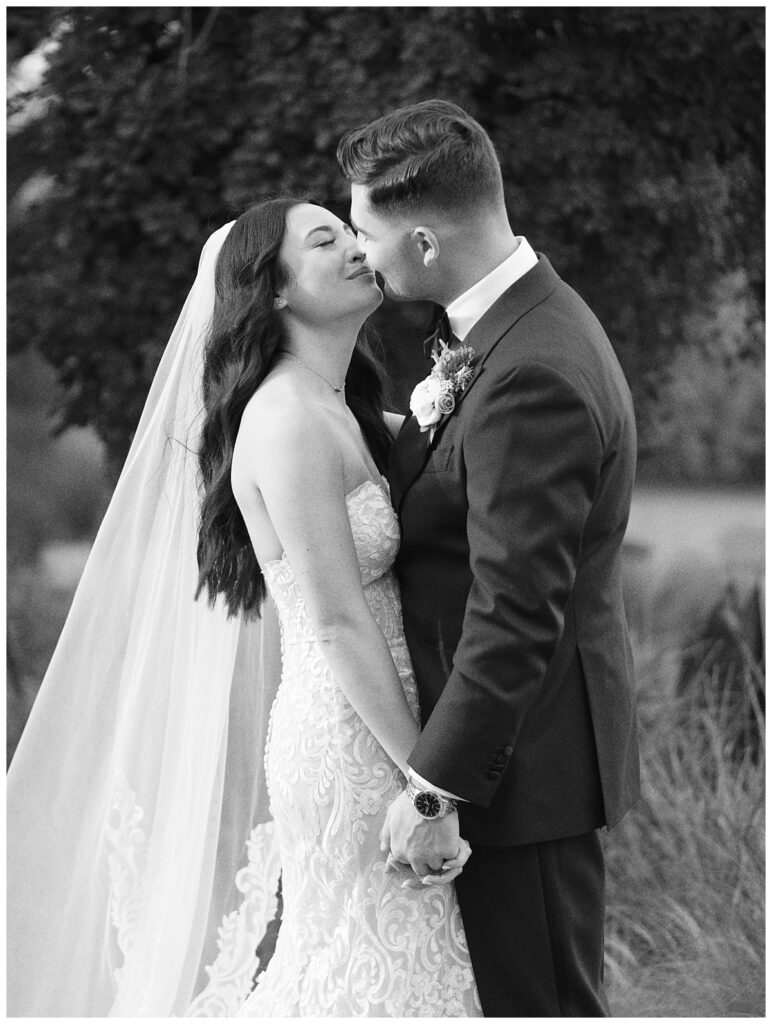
[604,497,765,1018]
[603,639,764,1016]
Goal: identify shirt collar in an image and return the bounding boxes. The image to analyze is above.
[445,237,538,341]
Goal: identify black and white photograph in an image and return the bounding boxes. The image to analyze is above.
[6,6,764,1017]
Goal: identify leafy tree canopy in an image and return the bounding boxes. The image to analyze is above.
[7,7,764,478]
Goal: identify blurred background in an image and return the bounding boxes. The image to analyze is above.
[6,7,764,1016]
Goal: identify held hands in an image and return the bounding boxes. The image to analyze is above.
[386,837,472,888]
[379,789,472,888]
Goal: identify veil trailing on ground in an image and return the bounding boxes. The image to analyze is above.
[7,222,284,1017]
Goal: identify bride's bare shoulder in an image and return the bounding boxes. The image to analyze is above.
[239,374,305,430]
[233,377,337,488]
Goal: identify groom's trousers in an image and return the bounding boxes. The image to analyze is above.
[454,830,610,1017]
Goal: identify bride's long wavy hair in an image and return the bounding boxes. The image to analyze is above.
[196,196,392,618]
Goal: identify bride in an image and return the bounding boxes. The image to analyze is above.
[7,197,481,1017]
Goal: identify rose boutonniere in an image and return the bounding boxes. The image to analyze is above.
[409,341,476,432]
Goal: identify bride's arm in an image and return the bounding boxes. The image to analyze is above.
[243,401,420,776]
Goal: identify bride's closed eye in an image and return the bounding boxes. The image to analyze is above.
[317,226,356,248]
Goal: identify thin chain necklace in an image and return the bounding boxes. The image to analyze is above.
[278,350,346,393]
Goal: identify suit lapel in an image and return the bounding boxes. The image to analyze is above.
[390,255,561,510]
[427,254,560,450]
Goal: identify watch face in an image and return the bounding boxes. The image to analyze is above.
[414,791,442,818]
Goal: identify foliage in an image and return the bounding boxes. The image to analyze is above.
[603,645,764,1016]
[7,350,111,564]
[610,551,765,1015]
[7,7,764,472]
[646,345,764,484]
[643,271,764,484]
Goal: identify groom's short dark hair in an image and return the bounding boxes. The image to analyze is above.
[337,99,504,214]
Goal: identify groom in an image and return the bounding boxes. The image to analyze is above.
[338,100,640,1016]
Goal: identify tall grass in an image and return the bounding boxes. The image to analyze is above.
[603,637,765,1016]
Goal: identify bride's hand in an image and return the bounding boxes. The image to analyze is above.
[386,838,472,888]
[421,837,472,885]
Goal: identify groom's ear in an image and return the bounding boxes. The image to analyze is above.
[410,226,440,268]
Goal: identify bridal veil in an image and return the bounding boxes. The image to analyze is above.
[7,221,283,1016]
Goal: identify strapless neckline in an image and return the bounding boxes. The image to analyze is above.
[262,477,390,572]
[344,475,389,504]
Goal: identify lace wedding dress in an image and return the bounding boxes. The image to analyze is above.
[234,479,481,1017]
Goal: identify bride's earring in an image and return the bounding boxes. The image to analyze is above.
[274,296,287,309]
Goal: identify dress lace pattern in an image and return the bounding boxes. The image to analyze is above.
[236,479,481,1017]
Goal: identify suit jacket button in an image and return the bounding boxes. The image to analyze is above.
[486,769,498,779]
[503,745,514,757]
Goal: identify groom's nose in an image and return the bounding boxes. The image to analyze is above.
[355,231,370,257]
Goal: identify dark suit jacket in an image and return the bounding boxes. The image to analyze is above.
[389,255,640,847]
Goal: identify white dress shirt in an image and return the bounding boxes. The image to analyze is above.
[409,237,538,803]
[446,236,538,341]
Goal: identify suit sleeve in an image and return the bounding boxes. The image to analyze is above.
[407,360,603,807]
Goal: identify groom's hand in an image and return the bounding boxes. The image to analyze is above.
[380,790,462,882]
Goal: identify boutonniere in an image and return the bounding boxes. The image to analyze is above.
[409,341,476,432]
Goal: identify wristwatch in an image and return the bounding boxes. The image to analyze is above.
[405,779,458,820]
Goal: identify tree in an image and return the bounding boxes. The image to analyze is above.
[8,7,764,475]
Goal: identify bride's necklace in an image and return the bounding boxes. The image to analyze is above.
[279,350,346,393]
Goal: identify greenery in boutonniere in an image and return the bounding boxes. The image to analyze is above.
[409,342,476,432]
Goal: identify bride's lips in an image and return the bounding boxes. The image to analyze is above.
[348,267,376,280]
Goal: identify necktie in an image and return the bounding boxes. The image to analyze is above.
[422,309,451,362]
